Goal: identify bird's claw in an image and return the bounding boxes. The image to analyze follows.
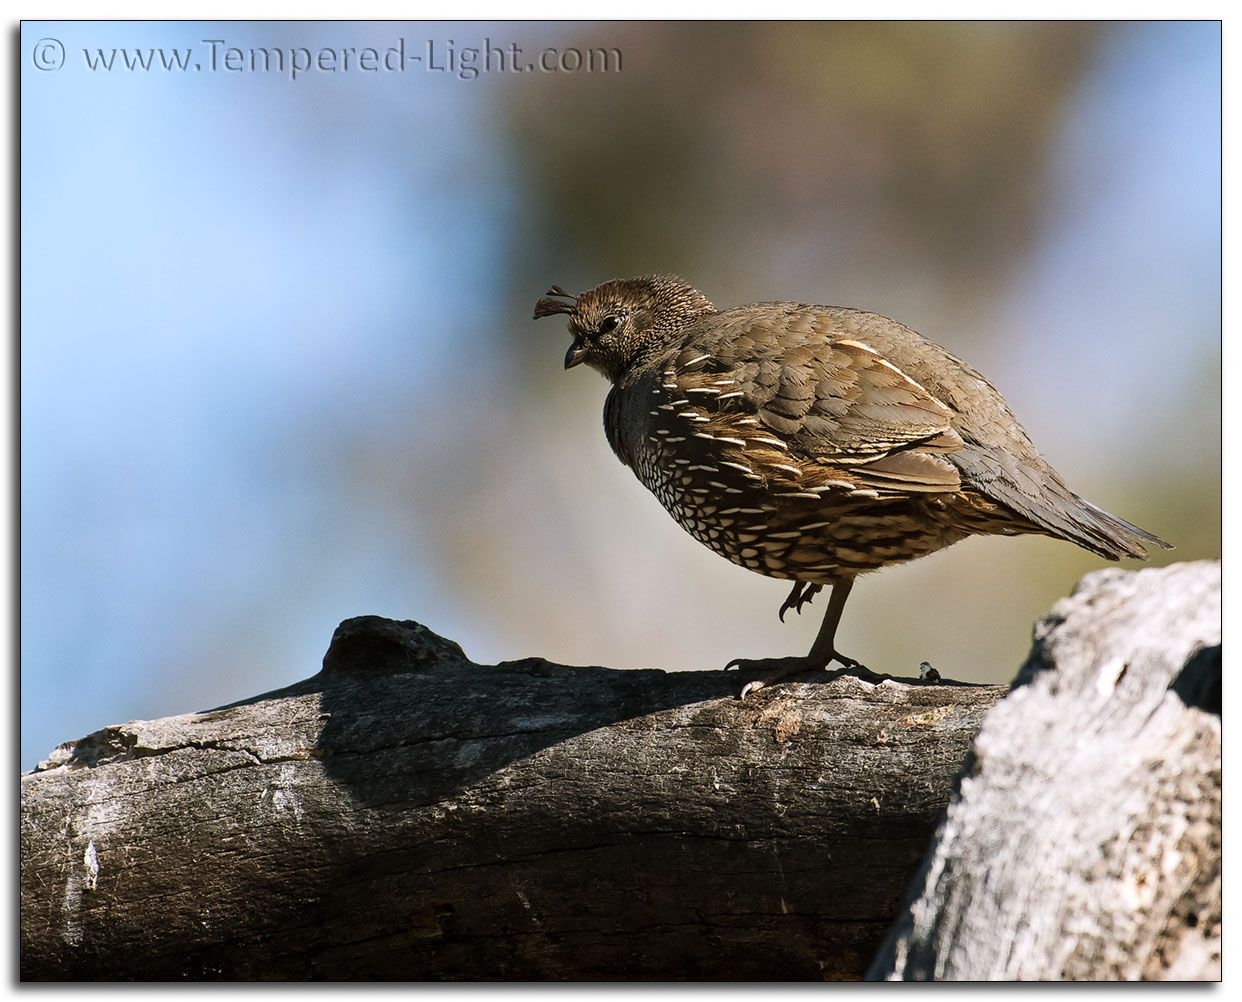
[777,582,823,623]
[728,651,876,699]
[842,663,891,685]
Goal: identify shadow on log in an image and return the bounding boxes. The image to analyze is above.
[21,619,999,980]
[20,561,1219,981]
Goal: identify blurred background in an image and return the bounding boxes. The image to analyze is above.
[21,21,1219,770]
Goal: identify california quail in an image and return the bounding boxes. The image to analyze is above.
[534,276,1170,697]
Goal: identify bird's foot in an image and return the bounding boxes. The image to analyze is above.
[727,651,886,699]
[777,582,823,623]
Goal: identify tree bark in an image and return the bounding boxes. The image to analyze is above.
[869,559,1221,981]
[21,618,1002,980]
[20,561,1220,981]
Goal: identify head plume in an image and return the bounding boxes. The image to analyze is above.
[534,275,716,382]
[532,285,578,319]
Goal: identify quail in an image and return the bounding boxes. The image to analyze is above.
[534,276,1170,697]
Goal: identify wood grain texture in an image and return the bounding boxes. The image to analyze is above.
[21,561,1219,981]
[870,560,1221,981]
[21,618,1000,980]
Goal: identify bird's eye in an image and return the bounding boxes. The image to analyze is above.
[599,315,623,335]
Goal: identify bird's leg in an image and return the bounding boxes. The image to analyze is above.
[803,578,859,668]
[729,579,890,698]
[778,581,822,622]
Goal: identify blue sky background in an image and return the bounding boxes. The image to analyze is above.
[20,21,1220,770]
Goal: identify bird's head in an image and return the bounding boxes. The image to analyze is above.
[533,275,716,382]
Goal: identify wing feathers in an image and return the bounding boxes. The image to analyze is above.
[672,315,965,495]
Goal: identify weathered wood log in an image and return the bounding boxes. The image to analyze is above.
[869,559,1221,981]
[21,561,1220,981]
[21,618,1003,980]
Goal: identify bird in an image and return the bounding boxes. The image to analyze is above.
[534,275,1170,697]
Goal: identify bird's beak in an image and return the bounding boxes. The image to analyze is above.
[564,342,588,369]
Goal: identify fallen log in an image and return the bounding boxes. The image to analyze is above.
[20,561,1220,980]
[21,618,1001,980]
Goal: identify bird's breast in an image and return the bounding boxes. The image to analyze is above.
[605,372,965,580]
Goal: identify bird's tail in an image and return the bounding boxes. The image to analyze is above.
[996,471,1171,561]
[1069,497,1173,561]
[956,449,1171,560]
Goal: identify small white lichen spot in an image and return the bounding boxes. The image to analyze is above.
[270,763,305,821]
[61,844,98,946]
[83,841,99,891]
[61,875,83,946]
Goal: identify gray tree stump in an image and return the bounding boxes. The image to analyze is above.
[869,559,1221,981]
